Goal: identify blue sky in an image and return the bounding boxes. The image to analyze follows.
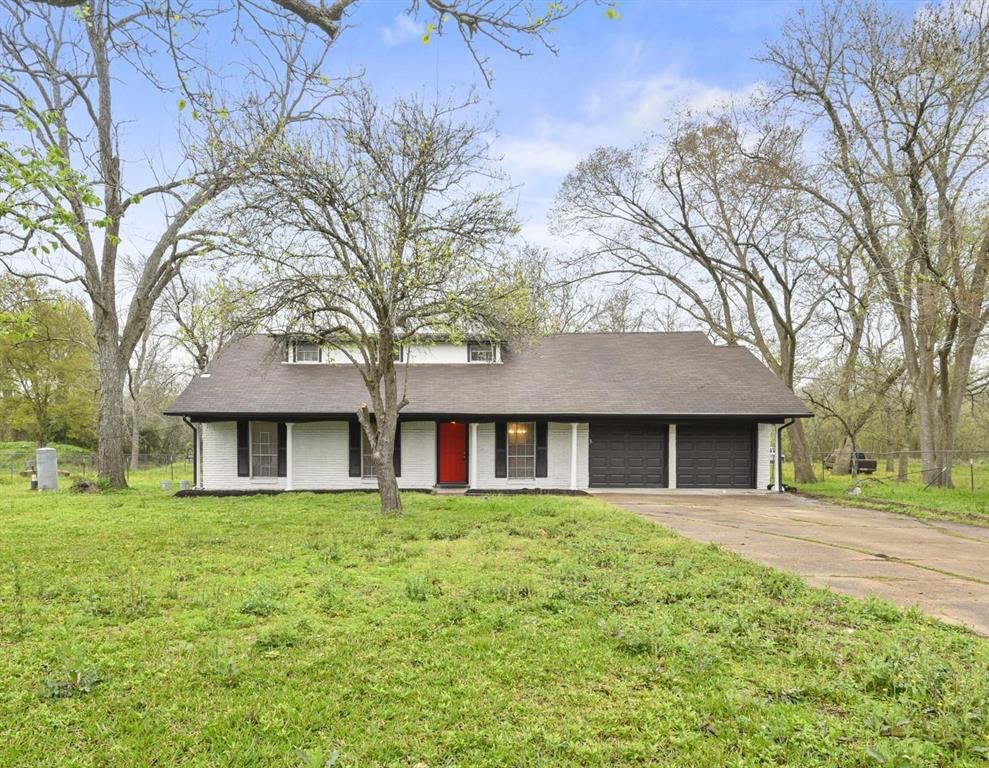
[328,0,806,247]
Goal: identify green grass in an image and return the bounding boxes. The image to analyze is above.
[0,440,93,455]
[787,460,989,526]
[2,484,988,766]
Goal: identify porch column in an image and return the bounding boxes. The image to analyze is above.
[469,422,478,488]
[570,422,579,490]
[195,422,203,489]
[667,424,677,489]
[285,422,294,491]
[774,427,782,492]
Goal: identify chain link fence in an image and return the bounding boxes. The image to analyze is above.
[805,449,989,490]
[1,449,193,489]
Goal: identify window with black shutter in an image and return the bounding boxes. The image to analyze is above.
[535,421,548,477]
[494,422,507,477]
[358,420,402,478]
[277,423,287,477]
[348,421,361,477]
[393,421,402,477]
[237,421,249,477]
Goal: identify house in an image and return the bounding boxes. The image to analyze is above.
[164,332,811,493]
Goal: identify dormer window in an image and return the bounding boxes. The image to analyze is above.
[293,341,322,363]
[468,341,495,362]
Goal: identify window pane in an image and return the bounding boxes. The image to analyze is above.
[250,421,279,477]
[295,342,320,362]
[469,342,494,362]
[506,422,535,479]
[361,430,376,478]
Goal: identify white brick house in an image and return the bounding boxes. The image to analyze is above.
[165,333,810,493]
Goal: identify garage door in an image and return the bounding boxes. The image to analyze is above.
[589,422,667,487]
[676,423,755,488]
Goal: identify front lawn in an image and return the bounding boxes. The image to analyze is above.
[1,483,987,766]
[786,460,989,526]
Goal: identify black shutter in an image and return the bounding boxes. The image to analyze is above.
[393,421,402,477]
[495,422,507,478]
[282,339,290,362]
[535,421,548,477]
[348,421,361,477]
[236,420,249,477]
[277,423,287,477]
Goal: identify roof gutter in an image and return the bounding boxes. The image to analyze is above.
[775,418,796,492]
[182,417,199,489]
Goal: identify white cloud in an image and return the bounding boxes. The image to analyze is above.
[499,136,584,176]
[494,70,761,249]
[380,15,424,47]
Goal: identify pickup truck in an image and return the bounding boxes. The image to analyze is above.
[823,451,877,474]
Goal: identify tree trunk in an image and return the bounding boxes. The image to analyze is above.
[371,411,402,515]
[789,419,817,483]
[914,379,943,486]
[376,459,403,514]
[32,398,51,447]
[935,417,956,490]
[832,435,854,476]
[897,446,909,483]
[96,340,128,488]
[363,350,405,515]
[129,405,141,471]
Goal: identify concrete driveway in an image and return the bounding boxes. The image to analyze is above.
[594,491,989,635]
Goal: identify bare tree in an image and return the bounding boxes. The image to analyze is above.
[526,254,653,333]
[762,0,989,486]
[162,272,248,375]
[126,313,181,470]
[553,114,826,482]
[227,87,533,513]
[804,330,905,477]
[0,0,587,488]
[268,0,588,87]
[0,1,333,486]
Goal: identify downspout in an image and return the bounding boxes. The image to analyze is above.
[775,418,795,492]
[182,417,198,489]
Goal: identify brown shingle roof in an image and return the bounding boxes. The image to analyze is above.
[164,332,812,419]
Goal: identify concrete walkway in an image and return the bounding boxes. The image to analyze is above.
[594,491,989,635]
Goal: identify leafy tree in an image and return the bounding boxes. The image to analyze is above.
[0,278,97,446]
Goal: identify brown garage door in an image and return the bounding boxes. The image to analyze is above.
[676,422,755,488]
[589,422,667,487]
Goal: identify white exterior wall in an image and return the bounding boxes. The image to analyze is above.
[201,421,287,491]
[757,423,772,491]
[201,420,435,491]
[473,422,588,490]
[319,342,502,365]
[291,421,347,489]
[200,418,771,492]
[394,421,437,489]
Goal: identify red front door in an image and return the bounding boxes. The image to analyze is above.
[438,421,468,484]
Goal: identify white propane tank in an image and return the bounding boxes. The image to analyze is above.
[36,447,58,491]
